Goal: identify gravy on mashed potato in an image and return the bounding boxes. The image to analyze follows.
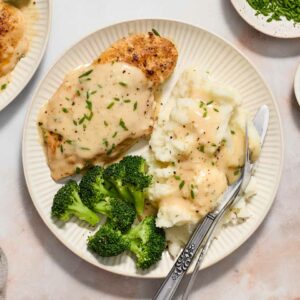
[147,69,261,254]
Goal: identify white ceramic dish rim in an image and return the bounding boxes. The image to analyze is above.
[0,0,52,111]
[294,63,300,105]
[231,0,300,39]
[22,18,284,278]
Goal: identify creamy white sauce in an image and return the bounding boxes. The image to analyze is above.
[39,62,156,180]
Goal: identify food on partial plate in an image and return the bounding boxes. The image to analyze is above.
[38,32,178,180]
[146,69,261,257]
[0,0,32,90]
[246,0,300,24]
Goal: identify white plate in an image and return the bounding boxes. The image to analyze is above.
[22,19,283,278]
[0,0,51,111]
[294,63,300,105]
[231,0,300,38]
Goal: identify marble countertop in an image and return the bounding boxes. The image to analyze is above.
[1,0,300,299]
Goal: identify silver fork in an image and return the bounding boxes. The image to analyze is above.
[153,105,269,300]
[181,105,269,300]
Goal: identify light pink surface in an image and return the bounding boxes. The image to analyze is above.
[0,1,300,299]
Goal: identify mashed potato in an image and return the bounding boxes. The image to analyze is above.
[146,69,261,257]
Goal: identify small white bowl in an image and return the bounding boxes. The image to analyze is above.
[295,64,300,105]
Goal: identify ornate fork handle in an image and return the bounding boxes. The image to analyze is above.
[152,213,216,300]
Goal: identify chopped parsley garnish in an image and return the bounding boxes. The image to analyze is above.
[119,118,128,131]
[179,180,185,190]
[106,143,115,155]
[133,101,138,111]
[113,97,120,101]
[203,110,207,118]
[118,81,127,87]
[198,145,205,153]
[78,69,93,79]
[174,175,181,181]
[1,83,7,91]
[73,120,78,126]
[91,90,97,95]
[211,143,217,147]
[102,139,109,148]
[75,167,81,174]
[38,122,43,126]
[234,168,240,176]
[231,130,235,135]
[98,84,102,89]
[207,100,214,105]
[107,102,115,109]
[191,189,195,199]
[60,145,64,153]
[123,99,131,103]
[112,131,118,138]
[65,97,70,101]
[79,116,86,124]
[199,101,204,108]
[65,140,72,144]
[80,147,90,151]
[152,28,160,36]
[76,90,81,96]
[62,108,68,113]
[83,99,93,121]
[213,108,219,112]
[86,100,92,110]
[104,120,108,127]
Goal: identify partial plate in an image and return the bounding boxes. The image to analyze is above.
[231,0,300,38]
[22,19,283,278]
[0,0,51,111]
[295,63,300,105]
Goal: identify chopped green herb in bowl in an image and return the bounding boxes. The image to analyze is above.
[247,0,300,24]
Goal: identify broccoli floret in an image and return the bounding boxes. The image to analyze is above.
[122,170,152,216]
[124,216,165,269]
[80,166,136,232]
[103,163,132,200]
[120,156,152,216]
[51,180,99,226]
[92,197,136,232]
[87,216,166,269]
[79,166,116,207]
[87,224,128,257]
[120,155,147,174]
[104,156,152,216]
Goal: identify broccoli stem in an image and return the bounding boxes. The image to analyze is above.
[114,184,132,202]
[129,190,144,216]
[94,201,110,216]
[69,194,99,226]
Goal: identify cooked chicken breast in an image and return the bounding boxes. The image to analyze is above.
[0,1,28,77]
[39,33,178,180]
[96,32,178,86]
